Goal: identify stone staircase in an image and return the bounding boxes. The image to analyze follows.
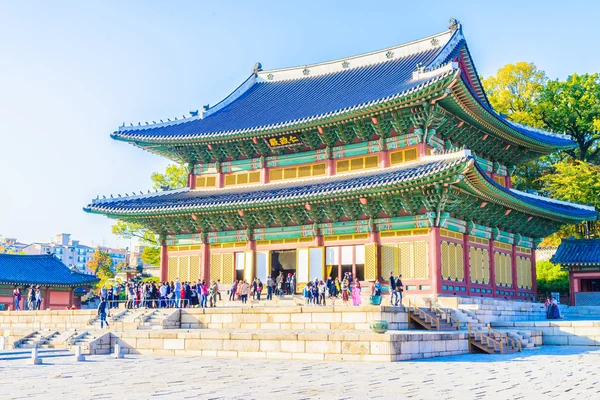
[408,302,461,331]
[467,325,521,354]
[68,331,98,352]
[138,309,180,330]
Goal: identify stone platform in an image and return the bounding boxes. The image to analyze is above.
[492,320,600,346]
[108,329,468,362]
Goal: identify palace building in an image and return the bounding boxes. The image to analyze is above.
[85,20,597,300]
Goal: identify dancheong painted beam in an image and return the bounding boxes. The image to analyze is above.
[86,19,597,302]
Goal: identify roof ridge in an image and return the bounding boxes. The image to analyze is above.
[256,28,454,83]
[509,188,596,212]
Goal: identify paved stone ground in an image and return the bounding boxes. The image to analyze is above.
[1,346,598,399]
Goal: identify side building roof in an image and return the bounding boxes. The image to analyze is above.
[551,239,600,267]
[0,254,99,287]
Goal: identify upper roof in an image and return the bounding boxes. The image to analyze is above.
[0,254,98,287]
[551,239,600,267]
[112,21,572,152]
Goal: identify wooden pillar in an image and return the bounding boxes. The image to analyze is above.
[429,227,442,295]
[260,167,269,184]
[505,175,512,189]
[369,230,381,281]
[463,233,471,295]
[418,143,428,157]
[201,242,210,281]
[69,287,74,308]
[378,151,390,169]
[160,239,169,282]
[510,243,519,299]
[326,158,335,176]
[511,244,518,299]
[188,168,196,189]
[569,269,575,306]
[489,240,496,297]
[43,287,50,310]
[246,239,256,280]
[531,246,538,301]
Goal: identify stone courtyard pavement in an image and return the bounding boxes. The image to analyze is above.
[1,346,599,399]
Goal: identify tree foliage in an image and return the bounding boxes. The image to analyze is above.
[87,250,114,289]
[112,164,188,267]
[150,164,188,191]
[536,260,570,296]
[0,244,24,254]
[482,62,547,128]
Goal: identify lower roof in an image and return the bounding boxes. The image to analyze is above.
[551,239,600,267]
[0,254,98,287]
[84,151,596,224]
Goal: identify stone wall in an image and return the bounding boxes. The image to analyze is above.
[180,305,408,331]
[110,330,468,362]
[492,320,600,346]
[0,310,96,330]
[438,297,547,323]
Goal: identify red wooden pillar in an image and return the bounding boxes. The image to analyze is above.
[418,143,428,157]
[463,233,471,294]
[511,244,518,299]
[489,240,496,297]
[246,239,257,280]
[160,239,169,282]
[378,150,390,169]
[201,242,210,281]
[260,167,269,184]
[69,287,74,307]
[369,230,381,281]
[188,166,196,189]
[531,246,538,301]
[429,227,442,295]
[326,158,335,176]
[43,287,50,310]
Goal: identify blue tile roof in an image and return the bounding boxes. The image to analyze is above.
[111,26,574,150]
[87,156,469,214]
[114,48,444,139]
[0,254,98,287]
[551,239,600,266]
[85,153,596,221]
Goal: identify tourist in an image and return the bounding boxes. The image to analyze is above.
[27,285,35,310]
[352,281,362,306]
[318,280,326,306]
[549,297,561,319]
[389,272,397,306]
[303,282,312,305]
[329,278,339,306]
[326,276,333,295]
[395,274,404,308]
[373,280,382,296]
[230,280,238,301]
[286,273,293,295]
[266,276,273,300]
[174,278,182,308]
[97,296,110,329]
[290,273,296,295]
[12,287,21,311]
[200,280,209,308]
[209,280,217,308]
[35,287,42,310]
[252,278,258,300]
[235,279,243,300]
[240,280,250,304]
[159,281,168,308]
[256,279,263,300]
[276,272,284,297]
[311,281,319,305]
[341,279,349,306]
[216,279,222,301]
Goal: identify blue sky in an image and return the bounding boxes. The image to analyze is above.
[0,0,598,248]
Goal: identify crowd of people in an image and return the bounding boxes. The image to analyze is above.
[544,296,562,319]
[12,286,43,311]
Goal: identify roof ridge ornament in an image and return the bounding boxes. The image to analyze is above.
[252,62,263,74]
[449,18,460,32]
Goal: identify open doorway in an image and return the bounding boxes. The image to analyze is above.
[271,250,297,294]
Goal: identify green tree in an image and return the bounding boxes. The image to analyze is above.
[537,73,600,162]
[536,260,570,297]
[482,62,547,128]
[112,164,188,266]
[87,250,115,289]
[0,244,24,254]
[150,164,188,190]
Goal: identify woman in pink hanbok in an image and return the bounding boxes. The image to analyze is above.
[352,281,362,306]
